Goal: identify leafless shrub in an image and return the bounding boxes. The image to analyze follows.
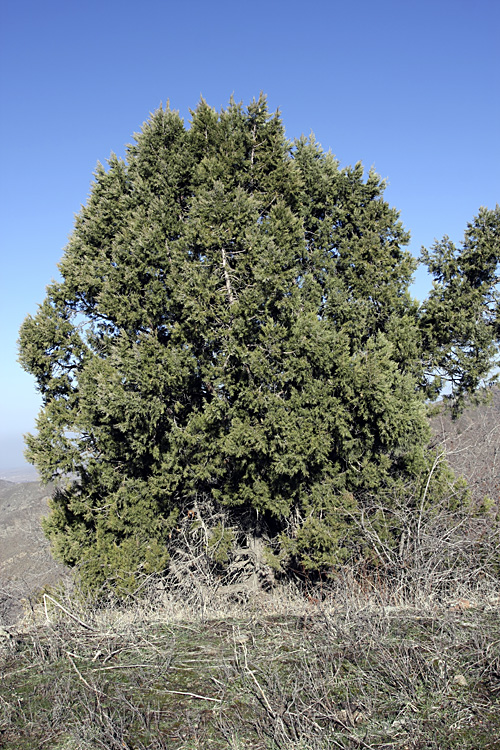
[431,387,500,509]
[334,451,500,611]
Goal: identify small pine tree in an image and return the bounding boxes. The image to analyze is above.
[18,96,500,592]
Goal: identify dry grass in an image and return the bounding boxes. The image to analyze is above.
[1,568,499,750]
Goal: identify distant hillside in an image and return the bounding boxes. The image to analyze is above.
[0,481,67,625]
[431,387,500,507]
[0,466,40,483]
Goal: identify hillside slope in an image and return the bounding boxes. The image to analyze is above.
[0,481,67,624]
[431,388,500,507]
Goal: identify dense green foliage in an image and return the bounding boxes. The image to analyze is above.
[18,96,500,590]
[421,206,500,412]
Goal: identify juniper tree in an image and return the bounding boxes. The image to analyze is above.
[18,96,500,591]
[420,205,500,412]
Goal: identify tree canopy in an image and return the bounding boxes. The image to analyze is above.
[18,95,500,591]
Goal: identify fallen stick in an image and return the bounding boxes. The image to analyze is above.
[43,594,94,631]
[161,689,221,703]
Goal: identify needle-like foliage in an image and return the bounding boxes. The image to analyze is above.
[18,96,500,591]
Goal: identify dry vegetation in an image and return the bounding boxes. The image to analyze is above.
[1,393,499,748]
[431,388,500,508]
[1,587,499,749]
[1,513,499,750]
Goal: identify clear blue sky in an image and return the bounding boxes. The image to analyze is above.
[0,0,499,471]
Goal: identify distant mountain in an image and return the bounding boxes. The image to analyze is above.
[0,466,40,483]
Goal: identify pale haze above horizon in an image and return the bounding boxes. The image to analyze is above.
[1,0,499,472]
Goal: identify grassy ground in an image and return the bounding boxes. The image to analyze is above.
[1,581,499,749]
